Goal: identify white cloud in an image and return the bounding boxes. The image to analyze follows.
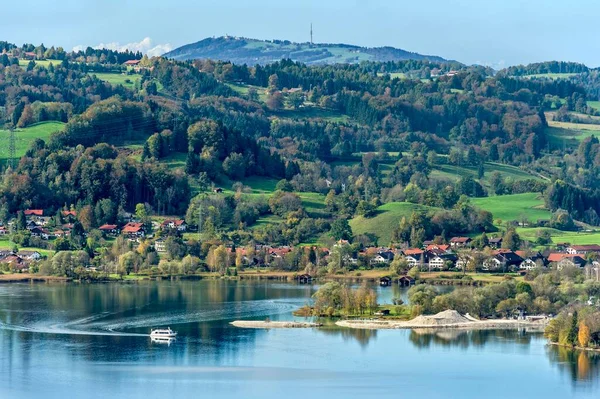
[72,37,172,57]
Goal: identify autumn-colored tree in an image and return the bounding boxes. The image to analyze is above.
[578,322,591,348]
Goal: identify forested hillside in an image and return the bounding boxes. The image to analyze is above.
[163,36,447,65]
[2,43,600,267]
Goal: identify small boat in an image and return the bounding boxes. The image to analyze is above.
[150,327,177,338]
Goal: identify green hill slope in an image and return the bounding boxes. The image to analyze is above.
[163,36,447,65]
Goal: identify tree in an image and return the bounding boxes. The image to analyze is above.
[389,258,409,276]
[496,298,517,318]
[222,153,246,180]
[17,104,34,128]
[330,218,352,241]
[287,91,304,109]
[275,179,294,192]
[407,266,420,280]
[567,311,579,346]
[578,322,591,348]
[16,211,26,231]
[502,229,521,251]
[266,91,284,110]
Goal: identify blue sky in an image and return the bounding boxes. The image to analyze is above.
[1,0,599,67]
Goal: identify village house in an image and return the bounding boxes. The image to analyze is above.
[483,251,523,271]
[456,255,473,270]
[566,244,600,256]
[18,250,42,261]
[30,226,51,240]
[0,226,8,236]
[450,237,472,248]
[425,244,451,253]
[99,224,119,236]
[122,222,145,238]
[123,59,140,66]
[160,219,187,232]
[548,253,586,269]
[517,251,546,270]
[428,253,458,270]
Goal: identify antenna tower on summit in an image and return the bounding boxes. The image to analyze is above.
[310,23,313,45]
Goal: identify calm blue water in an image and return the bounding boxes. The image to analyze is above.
[0,280,598,398]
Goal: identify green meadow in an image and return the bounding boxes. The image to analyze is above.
[0,121,65,163]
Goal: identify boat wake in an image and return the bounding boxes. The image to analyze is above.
[0,299,298,337]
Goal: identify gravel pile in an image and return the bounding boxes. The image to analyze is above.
[409,310,471,326]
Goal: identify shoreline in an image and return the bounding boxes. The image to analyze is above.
[230,320,322,329]
[335,310,550,331]
[0,270,519,285]
[335,319,549,331]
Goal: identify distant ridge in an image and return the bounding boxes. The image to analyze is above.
[163,36,446,65]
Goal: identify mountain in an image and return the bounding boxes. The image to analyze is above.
[163,36,446,65]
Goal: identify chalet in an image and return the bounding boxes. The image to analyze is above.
[483,251,523,271]
[3,255,23,265]
[379,276,392,286]
[54,229,68,238]
[456,255,473,270]
[566,245,600,255]
[24,209,44,217]
[154,239,166,253]
[428,253,458,270]
[517,251,546,270]
[0,226,8,236]
[30,226,51,240]
[425,244,451,252]
[122,222,145,238]
[556,256,586,270]
[488,237,503,249]
[405,254,426,268]
[268,247,293,261]
[18,251,42,261]
[123,59,141,66]
[297,274,312,284]
[450,237,472,248]
[61,210,77,222]
[160,219,187,232]
[99,224,119,236]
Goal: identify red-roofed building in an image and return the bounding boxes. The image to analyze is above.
[124,59,141,66]
[62,210,77,217]
[122,222,145,238]
[0,226,7,236]
[403,248,424,256]
[426,244,450,252]
[450,237,472,248]
[566,245,600,255]
[24,209,44,216]
[160,219,187,232]
[99,224,119,236]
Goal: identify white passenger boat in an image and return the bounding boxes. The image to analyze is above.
[150,327,177,338]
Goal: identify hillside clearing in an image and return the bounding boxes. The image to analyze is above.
[472,193,550,224]
[0,121,65,163]
[350,202,438,245]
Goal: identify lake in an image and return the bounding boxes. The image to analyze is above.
[0,280,599,398]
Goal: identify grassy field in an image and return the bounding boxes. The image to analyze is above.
[522,73,578,80]
[225,83,268,102]
[430,161,541,187]
[89,72,141,89]
[545,111,600,148]
[516,227,600,245]
[588,101,600,111]
[350,202,437,245]
[18,59,62,68]
[0,121,65,163]
[472,193,551,224]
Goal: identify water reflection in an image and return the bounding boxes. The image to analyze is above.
[548,345,600,385]
[408,328,536,349]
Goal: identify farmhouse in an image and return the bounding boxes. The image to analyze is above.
[483,251,523,271]
[566,245,600,255]
[450,237,472,248]
[18,251,42,261]
[556,256,586,270]
[428,253,458,270]
[99,224,119,236]
[123,59,141,66]
[122,222,145,238]
[488,237,503,249]
[0,226,8,236]
[160,219,187,232]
